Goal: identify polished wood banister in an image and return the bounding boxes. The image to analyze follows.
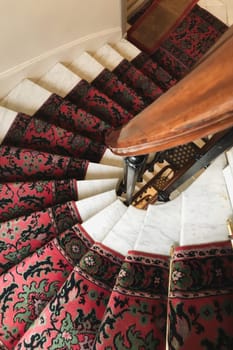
[106,26,233,156]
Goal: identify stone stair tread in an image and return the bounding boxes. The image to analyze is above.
[94,43,163,104]
[226,147,233,175]
[99,148,123,168]
[39,62,82,98]
[113,38,141,61]
[70,50,146,115]
[0,178,119,223]
[0,105,108,163]
[114,38,177,90]
[133,200,180,256]
[181,154,231,246]
[2,78,51,116]
[102,205,146,255]
[77,178,120,200]
[223,165,233,211]
[0,143,122,183]
[0,106,18,144]
[0,144,88,182]
[135,230,174,256]
[94,44,125,71]
[144,196,182,243]
[39,61,134,128]
[75,189,117,222]
[70,51,105,82]
[82,199,127,242]
[3,84,112,145]
[85,162,123,180]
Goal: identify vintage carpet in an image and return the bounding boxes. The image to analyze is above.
[0,4,232,350]
[127,0,200,53]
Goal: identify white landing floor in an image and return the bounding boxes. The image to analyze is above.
[199,0,233,25]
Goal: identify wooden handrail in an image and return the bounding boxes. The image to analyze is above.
[106,26,233,156]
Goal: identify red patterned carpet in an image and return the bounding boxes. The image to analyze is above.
[0,5,232,350]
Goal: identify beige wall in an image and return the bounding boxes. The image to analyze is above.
[0,0,124,98]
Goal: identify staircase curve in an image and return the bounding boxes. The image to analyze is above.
[0,3,232,350]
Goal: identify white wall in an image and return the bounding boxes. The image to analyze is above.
[0,0,124,98]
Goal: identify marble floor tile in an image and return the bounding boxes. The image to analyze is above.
[199,0,233,25]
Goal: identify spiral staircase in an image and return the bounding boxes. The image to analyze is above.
[0,3,233,349]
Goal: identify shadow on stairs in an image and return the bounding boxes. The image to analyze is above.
[0,4,232,350]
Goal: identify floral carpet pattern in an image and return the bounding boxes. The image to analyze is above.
[168,242,233,350]
[0,4,232,350]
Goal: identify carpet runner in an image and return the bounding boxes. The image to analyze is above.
[168,241,233,349]
[0,4,232,350]
[127,0,200,53]
[0,178,119,222]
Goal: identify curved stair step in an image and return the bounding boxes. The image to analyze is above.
[75,189,117,222]
[0,144,123,182]
[85,161,123,180]
[224,148,233,210]
[77,178,119,199]
[99,148,123,168]
[0,190,117,275]
[0,178,119,223]
[0,8,232,349]
[149,4,228,80]
[1,78,107,137]
[2,78,106,134]
[0,145,88,182]
[103,205,146,255]
[181,154,232,246]
[3,195,129,348]
[1,78,108,142]
[8,201,126,348]
[133,198,182,255]
[38,62,133,128]
[13,201,132,349]
[151,45,189,80]
[0,106,17,144]
[70,51,146,114]
[1,79,112,141]
[143,196,182,243]
[113,38,142,62]
[2,79,51,116]
[70,52,104,84]
[113,38,177,90]
[0,179,78,222]
[0,102,123,167]
[94,245,170,350]
[94,44,126,72]
[94,43,163,103]
[223,165,233,210]
[39,62,82,98]
[0,105,107,164]
[226,147,233,176]
[82,199,127,242]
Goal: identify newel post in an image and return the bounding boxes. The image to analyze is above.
[124,155,147,204]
